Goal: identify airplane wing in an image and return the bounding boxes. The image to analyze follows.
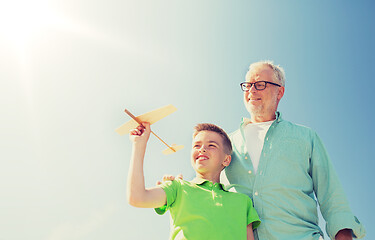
[115,104,177,135]
[162,144,184,155]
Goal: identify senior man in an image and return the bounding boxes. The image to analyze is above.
[222,61,365,240]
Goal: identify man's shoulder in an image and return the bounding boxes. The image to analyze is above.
[279,119,317,135]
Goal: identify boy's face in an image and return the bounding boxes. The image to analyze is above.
[191,131,231,176]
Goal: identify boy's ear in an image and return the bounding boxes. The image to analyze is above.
[223,155,231,167]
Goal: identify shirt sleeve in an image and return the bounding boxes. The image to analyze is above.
[310,132,366,239]
[246,196,261,229]
[154,179,179,215]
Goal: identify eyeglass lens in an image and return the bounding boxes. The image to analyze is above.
[242,82,266,91]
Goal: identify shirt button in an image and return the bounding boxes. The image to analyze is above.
[245,156,248,159]
[248,170,252,174]
[254,192,259,196]
[266,137,269,141]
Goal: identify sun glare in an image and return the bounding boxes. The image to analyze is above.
[0,0,64,120]
[0,0,61,49]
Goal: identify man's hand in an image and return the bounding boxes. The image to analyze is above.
[156,174,183,185]
[335,229,353,240]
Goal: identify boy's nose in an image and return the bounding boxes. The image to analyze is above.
[199,147,206,153]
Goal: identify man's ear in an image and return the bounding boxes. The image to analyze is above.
[277,86,285,101]
[223,155,231,167]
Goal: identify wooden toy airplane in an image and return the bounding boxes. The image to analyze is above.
[116,104,184,155]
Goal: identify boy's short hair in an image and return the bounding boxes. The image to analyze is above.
[193,123,232,155]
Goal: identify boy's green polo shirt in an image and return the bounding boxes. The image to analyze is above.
[155,178,260,240]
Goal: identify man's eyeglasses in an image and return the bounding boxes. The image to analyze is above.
[240,81,281,91]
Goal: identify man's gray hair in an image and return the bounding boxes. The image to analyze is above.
[246,60,286,86]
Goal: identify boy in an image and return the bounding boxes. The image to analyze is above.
[127,122,260,240]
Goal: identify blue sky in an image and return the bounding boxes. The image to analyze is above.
[1,1,374,239]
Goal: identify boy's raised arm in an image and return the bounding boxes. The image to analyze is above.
[127,123,167,208]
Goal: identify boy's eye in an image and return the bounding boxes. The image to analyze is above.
[209,144,216,148]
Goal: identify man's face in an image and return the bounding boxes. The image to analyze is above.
[243,65,284,118]
[191,131,230,175]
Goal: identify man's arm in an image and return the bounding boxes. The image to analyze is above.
[311,132,365,239]
[127,123,167,208]
[247,223,254,240]
[156,174,183,185]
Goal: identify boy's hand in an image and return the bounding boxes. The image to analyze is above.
[129,122,151,144]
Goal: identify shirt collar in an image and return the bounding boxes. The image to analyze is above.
[241,111,283,126]
[275,111,282,122]
[191,177,228,192]
[190,177,207,184]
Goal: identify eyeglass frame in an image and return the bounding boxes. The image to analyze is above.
[240,81,282,91]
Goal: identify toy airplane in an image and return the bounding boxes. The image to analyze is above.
[116,104,184,155]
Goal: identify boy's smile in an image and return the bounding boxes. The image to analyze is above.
[196,154,209,161]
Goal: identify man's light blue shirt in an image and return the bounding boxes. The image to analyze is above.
[224,112,365,240]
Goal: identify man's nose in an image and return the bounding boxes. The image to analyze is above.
[249,84,258,92]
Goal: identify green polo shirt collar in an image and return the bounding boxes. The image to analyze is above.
[191,177,228,192]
